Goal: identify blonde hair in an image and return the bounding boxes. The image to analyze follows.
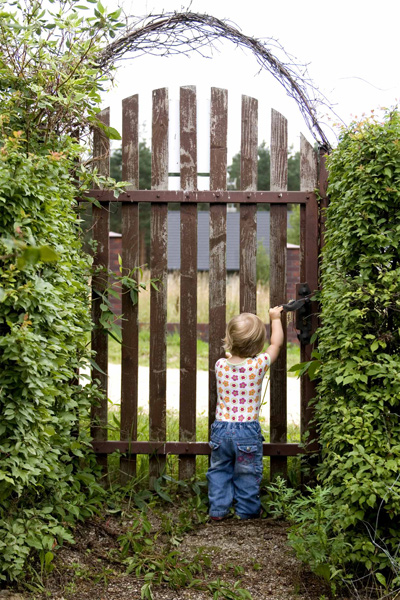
[223,313,266,358]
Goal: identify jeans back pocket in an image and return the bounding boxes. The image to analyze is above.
[237,444,258,465]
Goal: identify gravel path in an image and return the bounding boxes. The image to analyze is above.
[105,365,300,425]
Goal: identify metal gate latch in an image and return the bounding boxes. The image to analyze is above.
[295,283,312,345]
[281,283,312,345]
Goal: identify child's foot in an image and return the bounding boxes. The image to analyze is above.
[237,509,263,520]
[209,513,231,522]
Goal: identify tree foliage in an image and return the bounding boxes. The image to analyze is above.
[228,143,301,244]
[0,0,125,580]
[227,142,300,192]
[290,110,400,589]
[110,141,152,187]
[109,142,151,241]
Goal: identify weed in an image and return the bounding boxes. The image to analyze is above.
[261,476,301,520]
[107,478,254,600]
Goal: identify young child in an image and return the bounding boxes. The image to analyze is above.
[207,307,284,520]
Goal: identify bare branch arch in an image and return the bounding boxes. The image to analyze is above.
[98,12,334,151]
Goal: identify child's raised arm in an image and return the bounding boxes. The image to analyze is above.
[266,306,284,365]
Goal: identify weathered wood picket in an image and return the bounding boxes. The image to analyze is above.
[85,86,324,484]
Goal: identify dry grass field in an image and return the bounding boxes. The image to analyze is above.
[108,271,300,371]
[137,270,270,324]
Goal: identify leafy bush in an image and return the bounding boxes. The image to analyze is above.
[0,137,109,580]
[289,110,400,589]
[0,0,125,581]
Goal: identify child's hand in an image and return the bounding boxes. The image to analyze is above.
[269,306,283,321]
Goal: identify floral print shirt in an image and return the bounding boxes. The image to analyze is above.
[214,353,271,422]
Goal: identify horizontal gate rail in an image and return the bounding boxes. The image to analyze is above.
[92,441,318,456]
[80,190,315,204]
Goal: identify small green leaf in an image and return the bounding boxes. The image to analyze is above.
[376,573,386,587]
[89,358,107,375]
[384,167,392,178]
[370,340,379,352]
[40,245,59,262]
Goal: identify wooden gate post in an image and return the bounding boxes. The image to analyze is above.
[179,86,198,480]
[149,88,169,487]
[208,88,228,431]
[299,135,319,477]
[120,94,140,484]
[239,96,257,315]
[270,109,288,480]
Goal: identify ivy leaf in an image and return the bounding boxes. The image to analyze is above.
[88,358,107,375]
[376,573,386,587]
[40,246,59,262]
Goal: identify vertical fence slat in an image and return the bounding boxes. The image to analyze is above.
[179,86,197,479]
[240,96,257,314]
[120,95,139,483]
[149,88,169,484]
[270,108,288,480]
[91,108,110,477]
[209,88,228,430]
[300,135,318,444]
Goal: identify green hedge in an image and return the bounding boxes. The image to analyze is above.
[0,137,106,580]
[0,0,126,580]
[290,110,400,589]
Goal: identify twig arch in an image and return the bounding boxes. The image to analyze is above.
[98,12,334,151]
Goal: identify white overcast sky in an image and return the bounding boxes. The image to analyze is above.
[100,0,400,174]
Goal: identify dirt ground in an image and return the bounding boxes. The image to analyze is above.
[7,511,340,600]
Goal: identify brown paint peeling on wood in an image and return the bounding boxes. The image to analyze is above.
[149,89,169,484]
[179,86,197,479]
[300,134,317,192]
[270,108,288,480]
[241,96,258,191]
[83,189,311,204]
[122,95,139,191]
[152,88,169,191]
[240,95,257,314]
[120,95,140,482]
[271,109,288,192]
[209,89,228,430]
[300,135,318,448]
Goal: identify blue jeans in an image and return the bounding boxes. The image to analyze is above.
[206,421,264,519]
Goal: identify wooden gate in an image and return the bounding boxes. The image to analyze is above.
[84,86,326,483]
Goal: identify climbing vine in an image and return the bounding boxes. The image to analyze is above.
[289,109,400,592]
